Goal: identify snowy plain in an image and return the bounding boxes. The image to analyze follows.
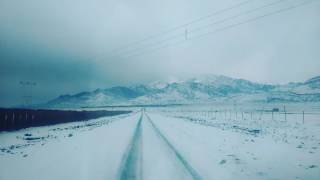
[0,103,319,180]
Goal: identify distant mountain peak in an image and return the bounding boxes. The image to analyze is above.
[147,81,169,89]
[305,75,320,84]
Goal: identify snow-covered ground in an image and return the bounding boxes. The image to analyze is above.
[0,104,319,180]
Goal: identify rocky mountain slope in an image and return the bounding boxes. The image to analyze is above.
[45,75,320,108]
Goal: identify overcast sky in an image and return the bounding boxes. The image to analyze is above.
[1,0,320,106]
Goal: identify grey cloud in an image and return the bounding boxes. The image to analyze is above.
[0,0,320,106]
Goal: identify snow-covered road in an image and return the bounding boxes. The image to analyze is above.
[0,110,319,180]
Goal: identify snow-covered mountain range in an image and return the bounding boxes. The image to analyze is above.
[45,75,320,108]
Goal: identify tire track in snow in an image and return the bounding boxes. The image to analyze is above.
[117,112,143,180]
[145,113,203,180]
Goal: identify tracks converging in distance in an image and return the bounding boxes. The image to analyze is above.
[118,113,144,180]
[117,111,202,180]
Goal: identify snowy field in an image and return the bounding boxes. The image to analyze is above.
[0,103,319,180]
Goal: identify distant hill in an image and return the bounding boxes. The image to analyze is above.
[44,74,320,108]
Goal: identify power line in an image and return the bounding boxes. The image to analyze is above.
[190,0,289,35]
[193,0,317,40]
[111,0,255,55]
[123,0,318,58]
[119,0,290,57]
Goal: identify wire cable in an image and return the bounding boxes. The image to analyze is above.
[123,0,318,58]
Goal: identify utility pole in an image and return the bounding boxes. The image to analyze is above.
[185,29,188,40]
[20,81,37,107]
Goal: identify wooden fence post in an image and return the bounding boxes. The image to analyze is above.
[4,114,8,130]
[284,105,287,122]
[235,111,237,120]
[12,112,15,129]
